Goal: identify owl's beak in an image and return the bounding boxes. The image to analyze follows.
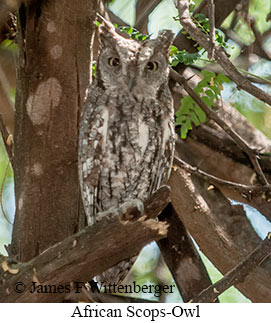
[128,78,136,92]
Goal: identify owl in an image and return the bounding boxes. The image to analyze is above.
[78,21,175,284]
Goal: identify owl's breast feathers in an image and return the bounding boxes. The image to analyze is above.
[78,86,175,225]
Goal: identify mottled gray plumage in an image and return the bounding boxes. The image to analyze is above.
[78,21,175,284]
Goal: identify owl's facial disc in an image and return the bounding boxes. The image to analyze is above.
[97,30,172,98]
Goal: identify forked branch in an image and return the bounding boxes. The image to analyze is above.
[191,233,271,302]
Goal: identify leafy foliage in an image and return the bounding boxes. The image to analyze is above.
[119,26,148,41]
[169,45,200,66]
[175,71,230,139]
[92,61,97,77]
[174,11,227,51]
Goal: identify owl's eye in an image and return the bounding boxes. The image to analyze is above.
[146,61,159,71]
[108,57,120,67]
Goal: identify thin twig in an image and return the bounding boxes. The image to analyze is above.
[207,0,215,60]
[175,0,271,106]
[190,232,271,302]
[0,114,13,166]
[0,161,12,224]
[169,68,269,185]
[173,155,271,196]
[135,0,162,31]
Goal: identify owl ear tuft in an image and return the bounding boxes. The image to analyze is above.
[97,14,118,48]
[156,30,175,55]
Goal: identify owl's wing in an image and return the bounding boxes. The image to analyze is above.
[78,102,110,226]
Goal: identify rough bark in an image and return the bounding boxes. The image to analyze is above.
[1,0,270,303]
[169,140,271,302]
[191,233,271,302]
[0,49,15,134]
[0,189,169,302]
[174,0,241,52]
[158,203,216,302]
[11,0,98,261]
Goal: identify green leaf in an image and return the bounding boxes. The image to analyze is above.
[180,124,188,139]
[194,106,206,123]
[216,73,231,84]
[190,111,200,126]
[205,89,215,99]
[210,85,220,96]
[92,61,97,77]
[170,45,178,55]
[201,70,216,82]
[175,115,188,125]
[186,119,192,130]
[201,96,213,107]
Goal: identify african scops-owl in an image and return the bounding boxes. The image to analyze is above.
[78,21,175,284]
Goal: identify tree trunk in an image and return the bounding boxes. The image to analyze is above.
[11,0,98,261]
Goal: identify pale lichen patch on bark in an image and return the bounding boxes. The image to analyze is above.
[18,196,23,211]
[32,163,43,176]
[50,45,63,60]
[26,78,62,126]
[47,21,56,33]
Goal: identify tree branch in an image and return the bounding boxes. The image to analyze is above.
[174,155,271,196]
[135,0,163,32]
[191,233,271,302]
[158,203,217,302]
[0,187,170,302]
[169,140,271,302]
[0,114,13,166]
[207,0,215,60]
[169,68,269,185]
[174,0,271,107]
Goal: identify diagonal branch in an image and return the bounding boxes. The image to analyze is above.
[0,187,170,302]
[158,203,217,302]
[135,0,163,32]
[175,0,271,107]
[191,233,271,302]
[169,68,269,185]
[173,155,271,196]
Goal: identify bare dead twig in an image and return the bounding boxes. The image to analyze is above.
[207,0,215,60]
[250,19,271,59]
[190,63,271,85]
[135,0,163,32]
[173,155,271,197]
[191,233,271,302]
[0,161,12,224]
[0,114,13,166]
[169,68,269,186]
[0,63,15,135]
